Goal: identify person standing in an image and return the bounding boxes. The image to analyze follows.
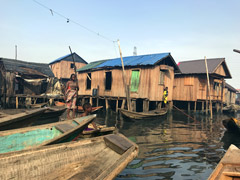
[65,74,79,119]
[163,87,168,105]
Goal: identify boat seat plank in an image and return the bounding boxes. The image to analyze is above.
[55,124,74,133]
[104,134,133,155]
[73,120,80,125]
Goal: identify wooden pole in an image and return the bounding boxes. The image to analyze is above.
[117,40,131,111]
[233,49,240,54]
[173,105,197,122]
[204,56,213,119]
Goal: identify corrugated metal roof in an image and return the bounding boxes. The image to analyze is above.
[77,53,180,72]
[49,52,88,65]
[0,58,54,77]
[178,58,231,78]
[225,83,237,92]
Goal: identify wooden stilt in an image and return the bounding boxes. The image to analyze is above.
[188,102,191,112]
[216,102,220,113]
[143,99,149,112]
[82,98,85,106]
[90,97,93,105]
[194,101,197,112]
[121,99,126,109]
[202,101,204,113]
[169,101,173,113]
[116,99,119,112]
[105,98,109,110]
[16,96,19,109]
[206,101,209,115]
[96,97,99,107]
[131,100,136,112]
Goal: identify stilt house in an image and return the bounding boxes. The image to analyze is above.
[224,83,237,105]
[49,53,87,82]
[77,53,180,112]
[0,57,55,107]
[173,58,232,112]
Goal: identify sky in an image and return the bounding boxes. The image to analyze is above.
[1,0,240,87]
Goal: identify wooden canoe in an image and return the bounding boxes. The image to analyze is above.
[118,108,168,120]
[222,117,240,134]
[80,126,116,138]
[0,114,96,154]
[0,134,138,180]
[38,106,66,120]
[55,101,103,113]
[0,107,48,131]
[208,144,240,180]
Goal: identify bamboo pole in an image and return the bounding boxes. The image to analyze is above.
[204,56,213,119]
[117,40,131,111]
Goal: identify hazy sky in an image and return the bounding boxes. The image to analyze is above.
[1,0,240,87]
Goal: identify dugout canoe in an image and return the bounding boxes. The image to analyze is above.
[222,117,240,134]
[118,108,168,120]
[0,133,138,180]
[55,101,103,113]
[208,144,240,180]
[39,106,66,120]
[0,107,47,131]
[80,126,116,138]
[0,114,96,154]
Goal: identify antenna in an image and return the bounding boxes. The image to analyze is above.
[133,46,137,56]
[15,45,17,60]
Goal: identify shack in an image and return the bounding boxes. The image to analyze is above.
[173,58,232,112]
[0,57,55,108]
[49,52,88,83]
[77,53,180,112]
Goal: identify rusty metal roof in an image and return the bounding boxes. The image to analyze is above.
[178,58,231,78]
[0,58,54,78]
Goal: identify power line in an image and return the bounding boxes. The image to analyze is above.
[32,0,118,50]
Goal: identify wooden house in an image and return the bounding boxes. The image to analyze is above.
[49,53,87,82]
[173,58,232,112]
[0,58,55,108]
[76,53,180,112]
[236,89,240,105]
[224,83,237,106]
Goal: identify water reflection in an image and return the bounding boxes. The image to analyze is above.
[96,110,239,180]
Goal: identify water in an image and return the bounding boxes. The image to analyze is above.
[96,110,240,180]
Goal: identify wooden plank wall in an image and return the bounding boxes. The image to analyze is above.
[173,75,198,101]
[173,74,225,102]
[50,61,86,79]
[78,65,174,101]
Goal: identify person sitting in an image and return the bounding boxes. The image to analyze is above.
[79,102,98,130]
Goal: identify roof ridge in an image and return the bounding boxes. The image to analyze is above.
[179,58,225,63]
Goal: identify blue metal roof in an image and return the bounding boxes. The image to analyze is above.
[77,53,178,72]
[49,53,88,65]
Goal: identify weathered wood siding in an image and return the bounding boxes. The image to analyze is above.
[50,61,86,79]
[224,88,236,105]
[173,75,224,102]
[78,65,174,101]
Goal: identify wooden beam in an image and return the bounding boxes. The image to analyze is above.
[194,101,197,112]
[121,99,126,109]
[117,40,131,111]
[205,56,213,119]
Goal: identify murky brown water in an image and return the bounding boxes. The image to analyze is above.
[96,110,240,180]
